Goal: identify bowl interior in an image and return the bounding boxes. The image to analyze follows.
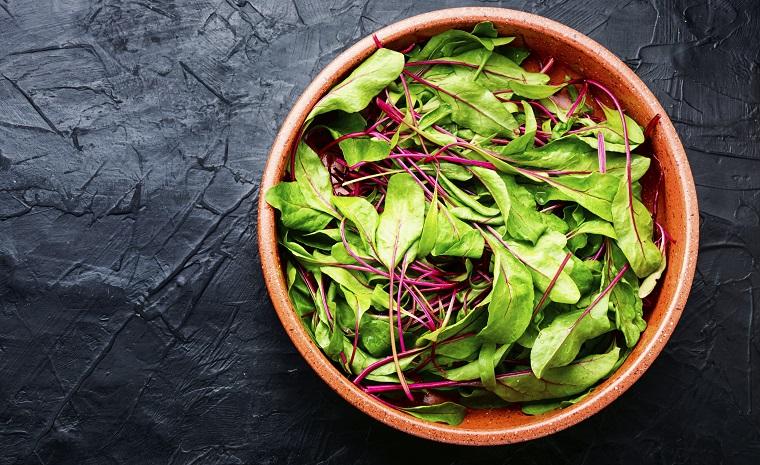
[258,8,698,445]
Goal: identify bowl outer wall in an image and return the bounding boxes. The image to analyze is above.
[257,7,699,445]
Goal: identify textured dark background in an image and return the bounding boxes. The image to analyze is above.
[1,0,758,464]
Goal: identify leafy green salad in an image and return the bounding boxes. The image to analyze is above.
[266,22,668,425]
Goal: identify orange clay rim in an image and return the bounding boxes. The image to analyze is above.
[258,7,698,445]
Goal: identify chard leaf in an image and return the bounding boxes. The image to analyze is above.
[611,179,663,277]
[359,317,391,357]
[509,81,565,99]
[333,196,379,248]
[444,343,511,381]
[478,235,534,344]
[314,320,344,358]
[413,28,512,61]
[610,278,646,348]
[440,49,549,90]
[471,166,512,225]
[402,402,466,426]
[501,137,651,181]
[506,231,580,304]
[439,174,500,217]
[375,173,425,268]
[307,48,405,121]
[430,75,518,136]
[530,172,619,221]
[417,306,486,344]
[265,182,333,232]
[293,142,337,217]
[521,393,589,415]
[417,196,439,258]
[502,175,546,244]
[577,103,645,153]
[638,243,667,298]
[491,346,620,402]
[320,112,391,166]
[432,209,485,258]
[570,219,617,239]
[529,258,625,378]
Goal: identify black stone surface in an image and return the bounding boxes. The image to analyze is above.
[1,1,759,463]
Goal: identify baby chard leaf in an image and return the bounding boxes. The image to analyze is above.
[508,81,565,99]
[506,231,580,304]
[402,402,467,426]
[610,278,646,348]
[333,196,379,249]
[428,74,518,136]
[432,209,485,258]
[293,142,338,217]
[265,182,333,233]
[638,240,667,298]
[531,172,619,221]
[502,175,546,244]
[611,179,663,277]
[307,48,405,121]
[478,235,534,344]
[417,195,439,258]
[375,173,425,268]
[495,346,620,402]
[471,166,512,226]
[319,112,391,166]
[529,262,628,378]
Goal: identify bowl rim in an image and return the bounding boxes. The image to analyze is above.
[257,7,699,445]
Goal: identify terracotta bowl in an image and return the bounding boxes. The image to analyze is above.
[258,7,699,445]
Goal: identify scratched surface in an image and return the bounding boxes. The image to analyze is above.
[0,0,758,464]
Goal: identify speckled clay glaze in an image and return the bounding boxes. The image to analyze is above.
[258,7,699,445]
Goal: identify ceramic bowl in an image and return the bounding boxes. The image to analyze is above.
[258,7,698,445]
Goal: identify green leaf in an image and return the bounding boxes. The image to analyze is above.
[413,29,512,61]
[478,235,534,344]
[471,166,512,226]
[441,49,549,90]
[576,103,646,153]
[501,137,651,181]
[502,175,546,244]
[494,346,620,402]
[432,208,485,258]
[417,193,439,258]
[611,179,663,277]
[319,112,391,166]
[333,196,379,248]
[471,21,499,38]
[315,320,344,358]
[444,343,511,381]
[570,219,617,239]
[610,278,646,348]
[506,231,580,304]
[638,243,666,298]
[433,75,518,136]
[509,81,565,99]
[530,271,615,378]
[307,48,405,121]
[265,182,333,232]
[293,142,337,217]
[322,266,373,311]
[417,307,486,344]
[530,172,619,221]
[375,173,425,268]
[359,317,391,357]
[402,402,467,426]
[501,46,530,65]
[439,174,500,217]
